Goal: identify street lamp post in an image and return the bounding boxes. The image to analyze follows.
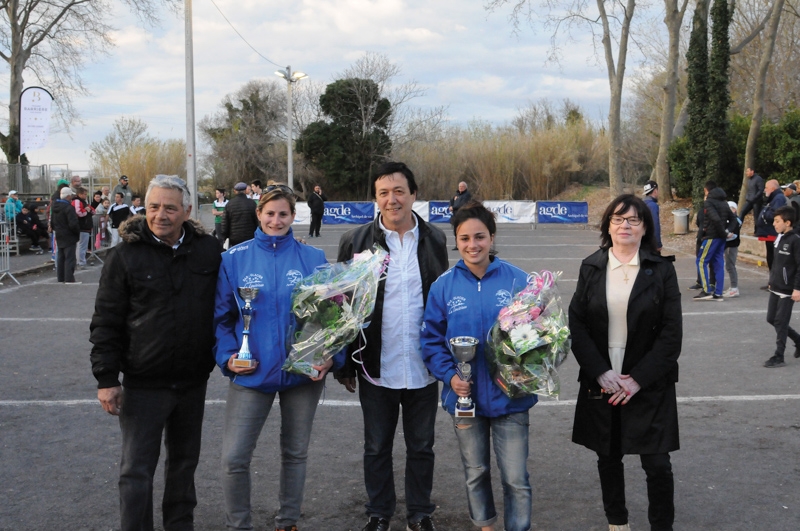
[275,66,307,190]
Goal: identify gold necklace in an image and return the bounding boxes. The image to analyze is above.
[622,264,630,284]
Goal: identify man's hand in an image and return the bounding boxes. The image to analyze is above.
[98,386,122,416]
[338,376,357,393]
[791,289,800,302]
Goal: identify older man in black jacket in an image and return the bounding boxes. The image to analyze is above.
[336,162,448,531]
[221,181,258,246]
[51,186,80,283]
[90,175,222,531]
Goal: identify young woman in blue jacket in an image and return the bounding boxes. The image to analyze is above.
[421,201,535,531]
[214,185,343,531]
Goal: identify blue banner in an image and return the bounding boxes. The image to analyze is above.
[537,201,589,224]
[429,201,452,223]
[323,202,375,225]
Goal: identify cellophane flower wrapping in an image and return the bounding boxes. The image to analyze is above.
[282,245,389,377]
[486,270,570,398]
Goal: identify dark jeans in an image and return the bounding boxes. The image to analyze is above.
[118,383,207,531]
[740,199,762,226]
[596,406,674,530]
[309,212,322,237]
[358,376,438,522]
[56,241,76,282]
[766,240,775,271]
[19,225,40,246]
[766,292,800,359]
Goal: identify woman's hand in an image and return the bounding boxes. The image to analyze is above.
[226,354,258,375]
[309,358,334,381]
[596,370,624,394]
[617,374,641,405]
[450,374,471,397]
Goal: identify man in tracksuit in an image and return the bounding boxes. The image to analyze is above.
[763,206,800,368]
[694,182,735,301]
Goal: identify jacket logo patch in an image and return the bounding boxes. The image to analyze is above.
[286,270,303,286]
[496,289,512,306]
[447,296,468,315]
[229,244,249,254]
[241,274,264,289]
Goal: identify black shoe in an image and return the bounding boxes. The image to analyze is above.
[693,291,714,301]
[362,517,390,531]
[711,294,724,302]
[688,283,703,290]
[407,516,436,531]
[764,356,786,368]
[795,345,800,359]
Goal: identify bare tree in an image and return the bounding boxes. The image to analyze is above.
[740,0,785,208]
[488,0,637,196]
[337,51,447,150]
[0,0,178,162]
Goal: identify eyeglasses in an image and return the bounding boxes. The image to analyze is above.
[264,184,294,195]
[610,215,642,226]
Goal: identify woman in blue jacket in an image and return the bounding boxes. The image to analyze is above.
[421,201,535,531]
[214,185,342,531]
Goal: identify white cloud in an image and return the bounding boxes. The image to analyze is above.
[21,0,645,170]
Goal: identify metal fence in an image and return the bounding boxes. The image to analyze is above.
[0,221,20,285]
[0,164,114,197]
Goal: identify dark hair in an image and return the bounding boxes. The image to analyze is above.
[451,200,497,237]
[93,190,102,198]
[215,187,226,195]
[775,205,796,225]
[704,180,717,191]
[599,194,659,252]
[251,180,262,188]
[74,186,87,195]
[132,195,141,201]
[371,162,418,198]
[115,192,124,200]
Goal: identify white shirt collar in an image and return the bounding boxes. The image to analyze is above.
[608,249,640,270]
[378,213,419,240]
[152,227,186,250]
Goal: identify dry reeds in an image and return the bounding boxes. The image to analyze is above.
[394,119,608,201]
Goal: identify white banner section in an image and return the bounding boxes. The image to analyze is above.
[19,87,53,155]
[482,201,536,223]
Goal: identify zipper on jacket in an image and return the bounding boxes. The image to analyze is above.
[477,280,481,292]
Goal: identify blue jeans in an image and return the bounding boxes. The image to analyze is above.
[118,383,207,531]
[77,231,90,265]
[221,380,324,530]
[452,411,532,531]
[358,377,438,522]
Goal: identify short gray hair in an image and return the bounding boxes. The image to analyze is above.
[145,174,191,210]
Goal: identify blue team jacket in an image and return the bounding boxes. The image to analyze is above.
[213,227,344,393]
[421,257,537,417]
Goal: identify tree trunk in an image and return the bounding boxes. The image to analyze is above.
[740,0,784,210]
[598,0,636,197]
[654,0,689,200]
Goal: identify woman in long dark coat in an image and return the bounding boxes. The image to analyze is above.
[569,194,682,531]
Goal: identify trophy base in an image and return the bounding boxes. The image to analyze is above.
[232,357,257,369]
[455,405,475,418]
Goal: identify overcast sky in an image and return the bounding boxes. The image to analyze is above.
[9,0,637,174]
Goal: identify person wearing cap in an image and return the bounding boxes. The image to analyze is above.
[4,189,23,220]
[643,180,662,252]
[782,183,800,221]
[221,181,259,247]
[212,188,228,243]
[51,187,81,283]
[113,175,133,206]
[724,201,742,298]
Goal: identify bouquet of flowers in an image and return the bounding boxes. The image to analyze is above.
[282,245,389,377]
[485,270,570,398]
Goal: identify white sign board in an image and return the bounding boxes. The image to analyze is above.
[20,87,53,155]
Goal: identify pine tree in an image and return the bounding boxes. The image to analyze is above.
[706,0,733,184]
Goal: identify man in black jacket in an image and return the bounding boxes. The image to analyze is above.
[336,162,448,531]
[221,181,258,246]
[90,175,222,531]
[307,184,327,237]
[51,187,80,283]
[694,182,736,301]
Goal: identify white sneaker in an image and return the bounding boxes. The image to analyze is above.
[724,288,740,298]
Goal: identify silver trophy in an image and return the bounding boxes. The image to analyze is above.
[232,287,260,369]
[450,336,479,417]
